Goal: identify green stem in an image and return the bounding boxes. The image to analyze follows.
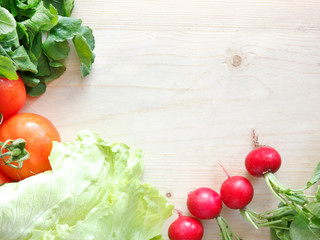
[264,173,287,205]
[216,216,241,240]
[240,209,259,229]
[240,206,295,230]
[268,172,306,192]
[258,206,292,217]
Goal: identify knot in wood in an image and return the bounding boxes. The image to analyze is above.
[231,55,242,67]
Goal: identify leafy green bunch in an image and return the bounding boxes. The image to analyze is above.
[241,162,320,240]
[0,0,95,96]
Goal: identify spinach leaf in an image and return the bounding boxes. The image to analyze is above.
[0,55,18,79]
[10,45,38,72]
[43,0,74,17]
[47,16,81,41]
[73,26,95,77]
[19,72,40,87]
[26,81,46,96]
[16,0,41,10]
[0,0,95,95]
[43,37,70,60]
[0,6,16,37]
[19,3,58,32]
[0,28,19,50]
[40,59,66,83]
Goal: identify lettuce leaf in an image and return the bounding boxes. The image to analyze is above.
[0,130,173,240]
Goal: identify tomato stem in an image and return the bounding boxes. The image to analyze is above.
[0,138,30,169]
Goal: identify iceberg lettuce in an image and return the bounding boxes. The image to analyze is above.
[0,130,173,240]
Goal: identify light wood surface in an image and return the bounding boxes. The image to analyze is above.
[22,1,320,239]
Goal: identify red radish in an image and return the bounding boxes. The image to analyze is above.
[168,210,204,240]
[187,187,222,219]
[220,176,254,209]
[245,146,281,177]
[245,130,282,177]
[219,164,254,209]
[186,188,242,239]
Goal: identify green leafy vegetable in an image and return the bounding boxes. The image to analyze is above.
[0,0,95,96]
[241,161,320,240]
[0,55,18,79]
[0,130,173,240]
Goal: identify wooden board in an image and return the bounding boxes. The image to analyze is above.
[22,0,320,239]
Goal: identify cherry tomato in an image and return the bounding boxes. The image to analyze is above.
[0,169,13,185]
[0,75,26,122]
[0,113,61,181]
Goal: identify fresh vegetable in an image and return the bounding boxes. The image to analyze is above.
[0,169,12,185]
[0,113,61,181]
[0,0,95,96]
[168,210,204,240]
[245,146,282,177]
[0,130,173,239]
[245,130,281,177]
[240,131,320,240]
[0,75,26,121]
[220,175,254,210]
[187,187,242,240]
[187,187,222,219]
[219,164,254,210]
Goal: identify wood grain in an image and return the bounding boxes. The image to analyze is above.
[23,0,320,239]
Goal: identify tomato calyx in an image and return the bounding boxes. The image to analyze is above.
[0,113,3,125]
[0,138,30,169]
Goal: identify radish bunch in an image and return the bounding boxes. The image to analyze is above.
[168,187,242,240]
[239,131,320,240]
[168,130,320,240]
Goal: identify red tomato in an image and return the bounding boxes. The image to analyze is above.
[0,169,13,185]
[0,75,26,122]
[0,113,61,181]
